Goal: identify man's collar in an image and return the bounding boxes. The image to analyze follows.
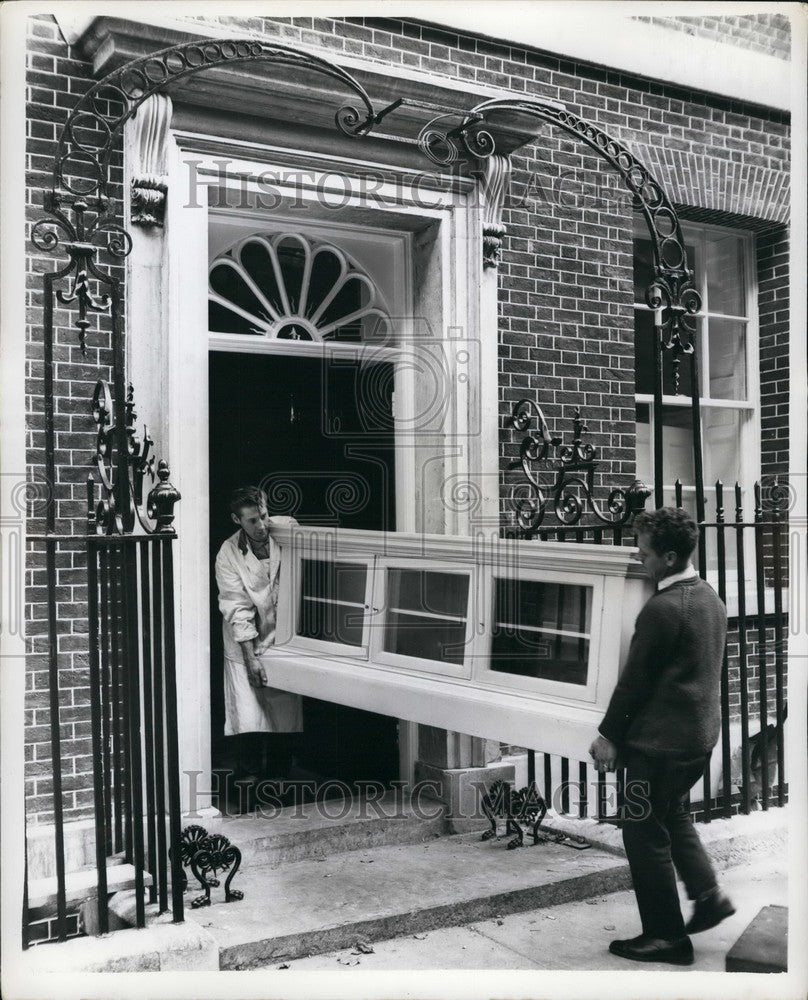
[657,564,698,591]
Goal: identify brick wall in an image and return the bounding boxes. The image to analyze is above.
[633,13,792,60]
[758,226,790,484]
[24,13,791,823]
[726,618,787,726]
[25,13,124,823]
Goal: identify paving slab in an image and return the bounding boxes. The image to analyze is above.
[194,830,629,969]
[284,854,788,973]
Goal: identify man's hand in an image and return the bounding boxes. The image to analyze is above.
[240,643,267,688]
[589,734,618,772]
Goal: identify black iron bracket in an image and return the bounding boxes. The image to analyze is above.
[507,400,650,533]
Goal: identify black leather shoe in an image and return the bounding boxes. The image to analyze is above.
[609,934,694,965]
[685,888,736,934]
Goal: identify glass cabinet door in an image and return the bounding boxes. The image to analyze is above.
[489,577,593,687]
[295,557,371,654]
[374,563,474,677]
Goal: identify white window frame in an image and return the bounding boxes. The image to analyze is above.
[475,568,604,705]
[370,558,476,681]
[633,217,760,513]
[290,552,375,660]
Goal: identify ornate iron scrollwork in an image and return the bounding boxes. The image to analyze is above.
[507,399,650,533]
[34,38,381,351]
[89,378,180,535]
[409,97,701,350]
[170,824,243,909]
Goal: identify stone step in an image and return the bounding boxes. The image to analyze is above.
[187,829,629,970]
[196,790,452,866]
[726,904,788,973]
[27,862,153,916]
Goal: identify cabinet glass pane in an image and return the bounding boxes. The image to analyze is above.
[301,559,367,605]
[384,569,469,665]
[385,613,468,665]
[297,559,366,646]
[492,579,591,685]
[299,598,364,646]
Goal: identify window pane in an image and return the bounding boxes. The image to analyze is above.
[389,569,469,619]
[491,578,591,685]
[708,319,747,400]
[633,238,655,302]
[703,407,743,488]
[706,232,745,316]
[634,309,655,394]
[302,559,367,605]
[384,613,467,665]
[635,402,652,485]
[384,569,469,664]
[635,405,743,492]
[299,598,364,646]
[635,404,695,485]
[634,310,695,397]
[297,559,367,647]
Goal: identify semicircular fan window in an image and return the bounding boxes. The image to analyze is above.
[208,232,391,344]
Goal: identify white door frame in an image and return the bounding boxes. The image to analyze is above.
[161,134,485,809]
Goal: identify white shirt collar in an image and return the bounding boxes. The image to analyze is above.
[657,564,698,591]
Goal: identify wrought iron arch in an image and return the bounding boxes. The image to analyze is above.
[403,96,705,520]
[33,38,387,535]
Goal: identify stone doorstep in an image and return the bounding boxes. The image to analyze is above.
[200,790,452,866]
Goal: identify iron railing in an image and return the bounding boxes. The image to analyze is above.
[519,476,789,825]
[24,528,184,944]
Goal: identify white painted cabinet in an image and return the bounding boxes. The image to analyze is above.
[268,525,652,759]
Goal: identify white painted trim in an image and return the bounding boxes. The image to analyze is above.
[418,4,791,111]
[166,137,214,813]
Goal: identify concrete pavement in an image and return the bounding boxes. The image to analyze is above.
[282,854,787,972]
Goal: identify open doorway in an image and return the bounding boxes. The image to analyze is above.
[208,350,399,798]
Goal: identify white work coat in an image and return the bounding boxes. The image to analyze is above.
[214,517,303,735]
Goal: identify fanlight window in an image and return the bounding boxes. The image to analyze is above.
[209,232,391,343]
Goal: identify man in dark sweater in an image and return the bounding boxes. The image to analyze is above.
[589,507,735,965]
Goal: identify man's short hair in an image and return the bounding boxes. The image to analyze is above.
[634,507,699,560]
[229,486,267,518]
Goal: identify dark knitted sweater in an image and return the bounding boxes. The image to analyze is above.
[599,577,728,758]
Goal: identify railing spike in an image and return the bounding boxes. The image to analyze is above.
[715,480,724,522]
[754,480,763,522]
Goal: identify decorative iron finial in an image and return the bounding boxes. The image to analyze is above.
[147,461,181,533]
[91,379,177,535]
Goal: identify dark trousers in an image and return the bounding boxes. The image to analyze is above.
[621,751,718,939]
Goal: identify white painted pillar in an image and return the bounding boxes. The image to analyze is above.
[125,99,215,817]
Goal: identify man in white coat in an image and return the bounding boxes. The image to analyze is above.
[215,486,302,785]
